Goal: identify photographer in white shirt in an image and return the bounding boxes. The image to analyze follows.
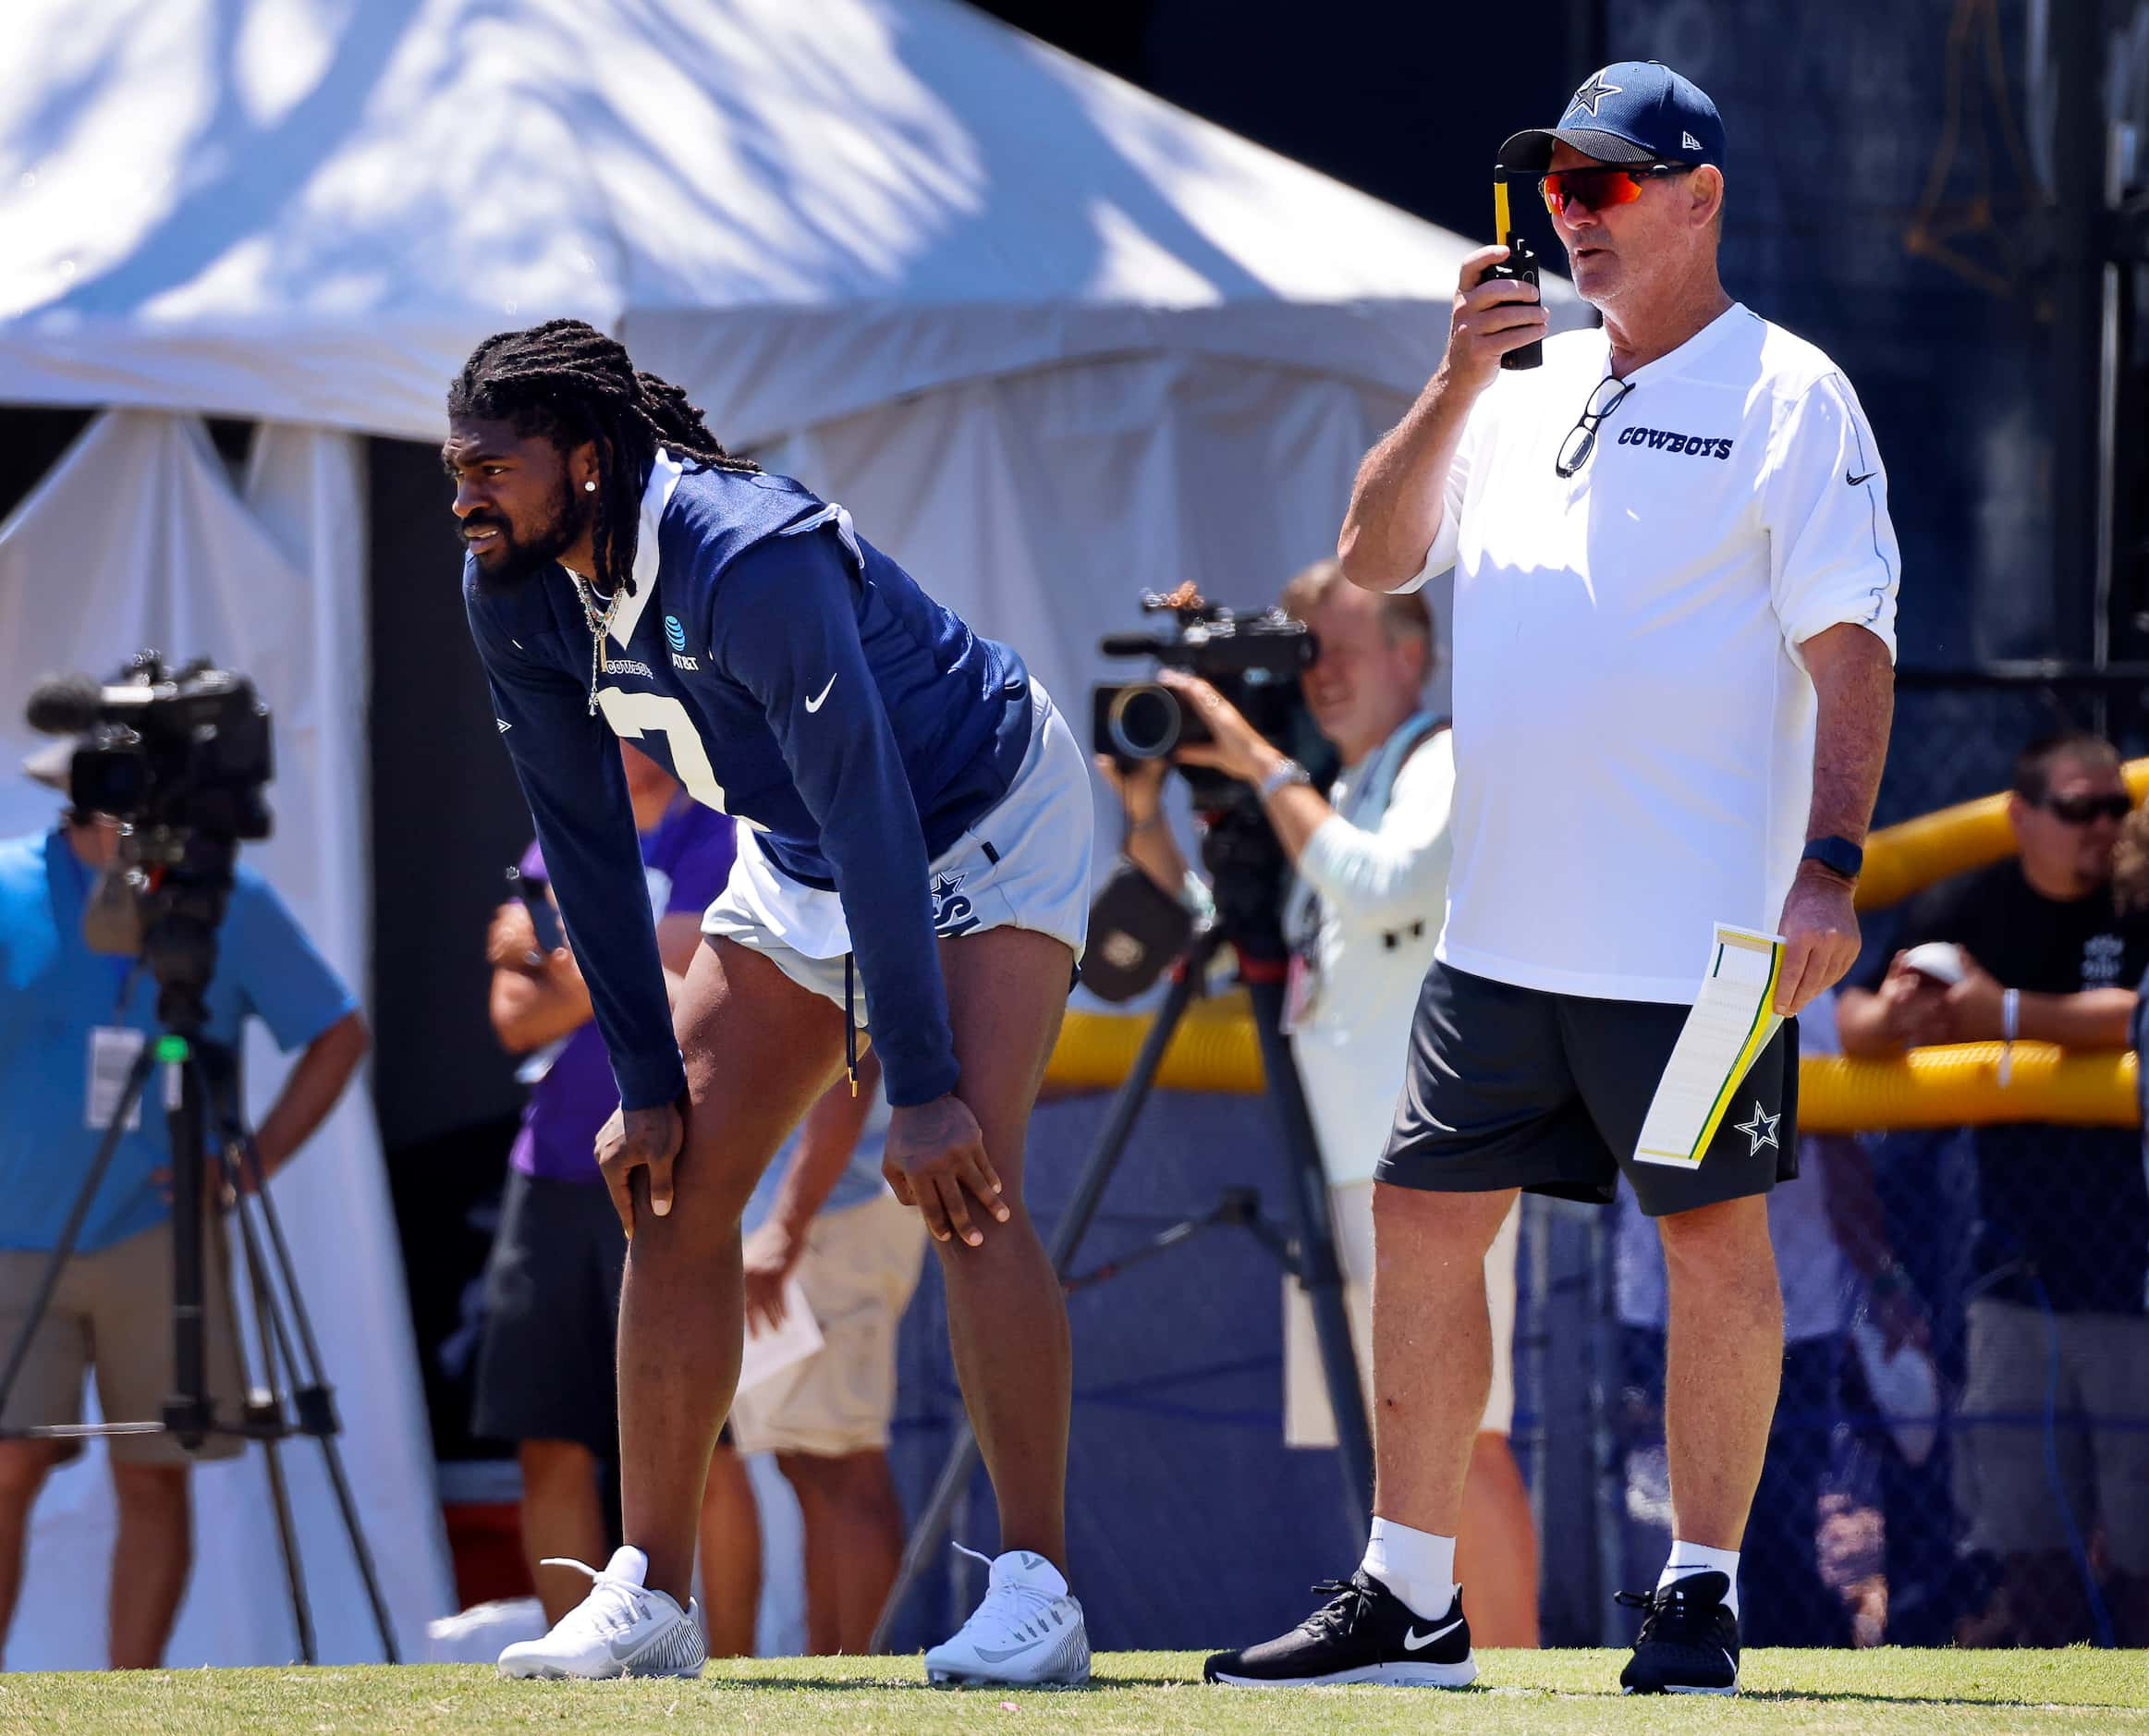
[1097,558,1538,1647]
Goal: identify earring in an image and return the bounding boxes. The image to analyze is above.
[583,480,597,493]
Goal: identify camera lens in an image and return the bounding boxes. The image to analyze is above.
[1107,684,1182,760]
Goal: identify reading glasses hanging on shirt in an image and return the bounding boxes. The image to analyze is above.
[1555,374,1637,479]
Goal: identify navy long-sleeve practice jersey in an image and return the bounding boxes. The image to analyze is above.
[465,452,1032,1111]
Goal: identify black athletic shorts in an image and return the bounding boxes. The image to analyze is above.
[473,1169,627,1453]
[1380,960,1799,1217]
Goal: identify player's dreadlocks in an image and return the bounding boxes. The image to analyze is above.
[448,319,758,597]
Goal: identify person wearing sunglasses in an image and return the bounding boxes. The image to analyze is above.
[1213,63,1901,1699]
[1838,730,2149,1648]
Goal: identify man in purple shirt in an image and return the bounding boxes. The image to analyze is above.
[476,742,735,1628]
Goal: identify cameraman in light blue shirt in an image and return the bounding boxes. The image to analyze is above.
[0,744,366,1669]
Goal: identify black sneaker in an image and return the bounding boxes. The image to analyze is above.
[1617,1571,1740,1695]
[1203,1571,1476,1688]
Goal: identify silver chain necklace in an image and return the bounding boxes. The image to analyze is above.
[570,575,620,715]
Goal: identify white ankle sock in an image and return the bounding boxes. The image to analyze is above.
[1361,1516,1457,1621]
[1658,1541,1740,1619]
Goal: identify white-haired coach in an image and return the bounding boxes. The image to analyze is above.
[1205,61,1899,1696]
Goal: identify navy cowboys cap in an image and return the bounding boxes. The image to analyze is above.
[1499,61,1726,173]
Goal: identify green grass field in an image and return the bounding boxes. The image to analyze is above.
[1,1651,2143,1734]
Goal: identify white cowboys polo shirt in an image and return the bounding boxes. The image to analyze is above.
[1407,303,1900,1004]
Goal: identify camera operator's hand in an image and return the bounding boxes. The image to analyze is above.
[1093,751,1190,898]
[1442,244,1548,398]
[595,1099,685,1234]
[1093,752,1168,822]
[1156,668,1282,787]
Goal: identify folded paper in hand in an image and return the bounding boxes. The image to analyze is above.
[1634,924,1785,1170]
[737,1278,823,1395]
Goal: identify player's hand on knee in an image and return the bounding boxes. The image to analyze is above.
[595,1100,685,1234]
[885,1094,1008,1248]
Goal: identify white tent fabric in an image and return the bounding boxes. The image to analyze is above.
[0,412,452,1665]
[753,353,1459,860]
[0,0,1574,443]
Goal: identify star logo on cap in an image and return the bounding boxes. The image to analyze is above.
[1732,1102,1779,1156]
[1567,69,1623,119]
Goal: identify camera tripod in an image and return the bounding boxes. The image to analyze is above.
[869,880,1375,1652]
[0,868,396,1664]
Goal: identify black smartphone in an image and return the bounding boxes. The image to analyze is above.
[504,865,564,954]
[1487,234,1543,372]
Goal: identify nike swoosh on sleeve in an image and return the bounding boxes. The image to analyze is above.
[805,673,837,712]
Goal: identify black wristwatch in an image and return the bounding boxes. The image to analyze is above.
[1801,835,1864,881]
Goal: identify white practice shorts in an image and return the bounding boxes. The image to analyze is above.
[702,683,1093,1016]
[1285,1181,1520,1448]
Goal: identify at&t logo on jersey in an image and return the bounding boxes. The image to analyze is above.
[1616,426,1736,460]
[663,614,701,671]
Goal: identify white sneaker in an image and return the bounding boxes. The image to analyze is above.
[496,1547,707,1680]
[924,1543,1091,1686]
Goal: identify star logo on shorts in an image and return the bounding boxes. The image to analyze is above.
[929,869,979,938]
[1567,70,1623,118]
[1732,1102,1779,1156]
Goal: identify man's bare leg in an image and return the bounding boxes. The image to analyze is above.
[108,1462,190,1668]
[0,1441,57,1666]
[695,1443,761,1657]
[780,1450,904,1654]
[518,1440,609,1626]
[932,927,1076,1568]
[1456,1431,1539,1646]
[785,1463,840,1654]
[1369,1185,1518,1534]
[1657,1194,1781,1550]
[617,937,848,1605]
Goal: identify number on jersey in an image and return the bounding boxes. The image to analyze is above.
[595,689,737,817]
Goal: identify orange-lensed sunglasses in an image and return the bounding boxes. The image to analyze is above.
[1539,162,1693,219]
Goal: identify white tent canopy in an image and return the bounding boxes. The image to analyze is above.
[0,0,1570,443]
[0,0,1581,1669]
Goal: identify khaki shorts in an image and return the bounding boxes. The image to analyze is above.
[727,1192,926,1458]
[1955,1296,2149,1574]
[1285,1182,1520,1449]
[702,684,1093,1013]
[0,1220,247,1465]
